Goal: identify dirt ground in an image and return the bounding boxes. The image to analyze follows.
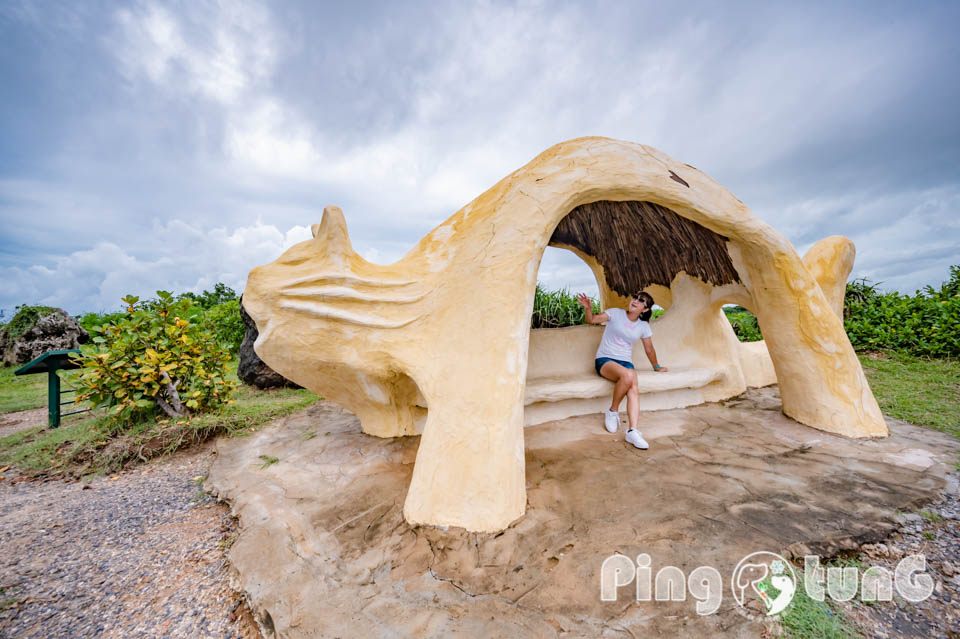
[0,407,45,439]
[0,442,262,638]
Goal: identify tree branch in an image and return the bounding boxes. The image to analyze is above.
[160,371,186,415]
[155,394,181,418]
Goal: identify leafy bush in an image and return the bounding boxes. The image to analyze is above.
[723,306,763,342]
[75,283,244,353]
[77,310,127,334]
[73,292,237,425]
[844,265,960,358]
[204,299,245,353]
[1,305,59,340]
[177,282,238,309]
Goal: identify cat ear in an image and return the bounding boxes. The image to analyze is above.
[801,236,855,319]
[312,205,355,258]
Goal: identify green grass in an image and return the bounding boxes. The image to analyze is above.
[827,556,868,571]
[0,362,318,477]
[530,285,667,329]
[779,573,860,639]
[0,585,22,613]
[0,365,45,413]
[858,352,960,439]
[0,412,105,473]
[258,454,279,469]
[0,364,87,413]
[917,509,942,522]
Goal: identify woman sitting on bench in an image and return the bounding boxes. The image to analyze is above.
[576,291,668,450]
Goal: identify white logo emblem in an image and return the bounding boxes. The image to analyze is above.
[731,551,797,617]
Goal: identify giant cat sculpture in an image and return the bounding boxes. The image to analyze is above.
[243,137,886,532]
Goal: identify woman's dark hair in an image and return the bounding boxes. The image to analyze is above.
[632,291,655,321]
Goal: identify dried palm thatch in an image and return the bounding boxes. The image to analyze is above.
[549,200,740,296]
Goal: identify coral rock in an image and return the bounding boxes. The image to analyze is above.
[3,309,88,365]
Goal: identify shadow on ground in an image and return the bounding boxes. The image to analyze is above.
[208,387,960,638]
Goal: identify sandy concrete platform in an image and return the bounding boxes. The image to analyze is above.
[207,388,960,638]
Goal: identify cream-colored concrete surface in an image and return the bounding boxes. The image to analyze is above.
[738,340,778,388]
[524,368,721,404]
[803,235,856,319]
[243,136,886,532]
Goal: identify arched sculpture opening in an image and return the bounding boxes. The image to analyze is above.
[242,137,887,533]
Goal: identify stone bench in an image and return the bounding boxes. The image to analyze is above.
[521,325,726,426]
[524,367,723,404]
[410,324,728,429]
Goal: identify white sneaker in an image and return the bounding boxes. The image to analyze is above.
[604,409,620,433]
[625,429,649,450]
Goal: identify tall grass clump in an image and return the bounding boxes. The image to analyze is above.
[531,285,669,328]
[531,284,599,328]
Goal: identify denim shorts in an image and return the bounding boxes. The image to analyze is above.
[595,357,634,376]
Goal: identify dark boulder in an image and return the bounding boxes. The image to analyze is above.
[238,300,301,389]
[2,308,89,366]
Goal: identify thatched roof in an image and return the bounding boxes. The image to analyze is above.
[549,200,740,296]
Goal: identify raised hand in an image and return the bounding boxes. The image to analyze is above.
[576,292,592,310]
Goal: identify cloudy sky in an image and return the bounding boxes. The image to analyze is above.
[1,0,958,319]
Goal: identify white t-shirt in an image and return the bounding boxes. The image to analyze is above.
[595,308,653,362]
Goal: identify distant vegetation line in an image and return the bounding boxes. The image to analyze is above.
[3,264,958,358]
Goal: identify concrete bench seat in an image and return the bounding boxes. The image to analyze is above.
[519,324,732,426]
[524,367,723,404]
[411,324,760,429]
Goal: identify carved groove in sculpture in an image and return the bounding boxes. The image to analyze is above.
[243,137,888,533]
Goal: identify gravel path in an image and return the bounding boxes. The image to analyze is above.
[843,481,960,638]
[0,444,260,638]
[0,408,44,439]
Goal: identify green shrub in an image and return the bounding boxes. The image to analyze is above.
[844,265,960,357]
[76,283,243,352]
[77,310,127,334]
[1,305,59,340]
[177,282,238,309]
[528,265,960,357]
[73,292,237,426]
[204,299,245,353]
[723,306,763,342]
